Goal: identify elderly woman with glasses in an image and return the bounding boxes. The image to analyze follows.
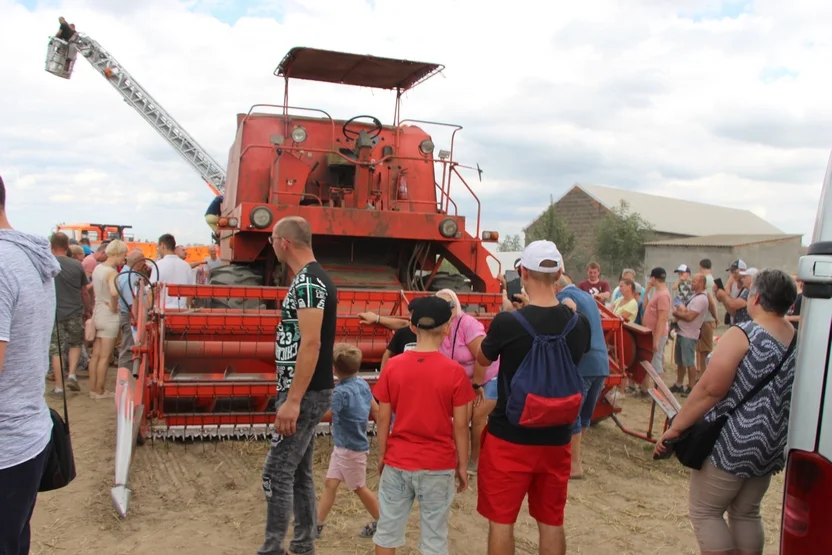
[654,269,798,555]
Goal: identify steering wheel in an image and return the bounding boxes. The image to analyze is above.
[342,115,383,141]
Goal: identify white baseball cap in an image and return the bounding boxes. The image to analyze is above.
[674,264,691,274]
[519,240,563,273]
[739,267,759,277]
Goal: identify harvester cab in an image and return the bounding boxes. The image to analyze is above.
[212,47,503,297]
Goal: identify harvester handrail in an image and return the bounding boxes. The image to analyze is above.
[241,104,337,146]
[485,250,502,280]
[435,181,458,215]
[395,119,462,162]
[449,165,482,239]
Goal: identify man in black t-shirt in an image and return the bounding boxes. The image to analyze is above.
[476,240,590,555]
[260,216,336,555]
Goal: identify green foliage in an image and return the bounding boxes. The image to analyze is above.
[524,196,576,260]
[593,200,654,274]
[497,234,522,252]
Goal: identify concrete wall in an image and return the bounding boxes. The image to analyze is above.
[735,237,803,274]
[643,236,803,286]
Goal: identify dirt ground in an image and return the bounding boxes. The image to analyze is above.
[31,369,785,555]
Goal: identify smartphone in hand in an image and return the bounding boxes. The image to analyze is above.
[714,278,725,290]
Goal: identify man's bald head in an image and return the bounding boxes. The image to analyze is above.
[126,249,144,267]
[273,216,312,247]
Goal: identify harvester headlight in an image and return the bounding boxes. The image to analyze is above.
[419,139,435,155]
[250,206,273,229]
[227,217,239,228]
[291,126,307,144]
[439,217,459,238]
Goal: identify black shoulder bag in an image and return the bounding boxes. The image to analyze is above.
[672,332,796,470]
[40,316,77,492]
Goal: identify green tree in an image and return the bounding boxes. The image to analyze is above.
[524,195,576,261]
[593,200,654,274]
[497,234,522,252]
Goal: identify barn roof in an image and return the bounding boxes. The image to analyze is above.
[645,234,802,248]
[565,184,784,236]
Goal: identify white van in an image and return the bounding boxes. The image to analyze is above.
[779,154,832,554]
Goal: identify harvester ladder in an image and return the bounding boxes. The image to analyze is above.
[53,33,226,195]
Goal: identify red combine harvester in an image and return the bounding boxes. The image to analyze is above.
[100,47,657,517]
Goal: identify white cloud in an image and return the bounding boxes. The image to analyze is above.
[0,0,829,247]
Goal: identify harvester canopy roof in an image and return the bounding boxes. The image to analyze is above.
[274,47,444,91]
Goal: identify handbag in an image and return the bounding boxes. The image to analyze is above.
[672,332,797,470]
[40,316,77,492]
[84,316,96,342]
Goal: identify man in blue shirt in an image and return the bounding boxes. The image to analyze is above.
[205,195,223,233]
[555,273,609,480]
[116,249,146,375]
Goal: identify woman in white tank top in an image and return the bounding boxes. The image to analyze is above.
[88,240,127,399]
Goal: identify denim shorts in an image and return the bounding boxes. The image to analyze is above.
[483,376,498,401]
[572,376,606,435]
[374,466,455,554]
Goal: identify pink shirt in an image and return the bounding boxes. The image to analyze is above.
[439,313,499,383]
[643,288,671,338]
[82,254,98,276]
[678,293,709,340]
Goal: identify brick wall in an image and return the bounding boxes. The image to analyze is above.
[525,187,613,277]
[525,188,693,280]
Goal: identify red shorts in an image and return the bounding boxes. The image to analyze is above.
[476,428,571,526]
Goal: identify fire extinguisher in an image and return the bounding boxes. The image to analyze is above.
[397,172,409,200]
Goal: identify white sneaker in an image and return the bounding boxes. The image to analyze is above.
[66,374,80,391]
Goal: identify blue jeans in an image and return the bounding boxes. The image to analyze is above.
[259,389,333,555]
[374,466,455,554]
[572,376,606,435]
[483,376,498,401]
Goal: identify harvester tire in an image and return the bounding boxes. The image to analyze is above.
[425,272,470,293]
[208,264,265,309]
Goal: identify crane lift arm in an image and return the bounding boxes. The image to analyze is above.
[45,27,226,196]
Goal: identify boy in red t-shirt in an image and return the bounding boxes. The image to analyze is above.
[372,296,475,555]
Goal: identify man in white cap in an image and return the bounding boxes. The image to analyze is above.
[716,267,757,324]
[672,264,694,304]
[475,240,591,555]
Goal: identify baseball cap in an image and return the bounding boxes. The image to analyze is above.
[519,240,563,273]
[674,264,691,274]
[409,296,453,330]
[650,267,667,280]
[727,259,748,271]
[513,257,521,270]
[739,267,759,277]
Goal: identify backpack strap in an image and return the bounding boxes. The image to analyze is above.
[560,311,580,337]
[509,310,537,338]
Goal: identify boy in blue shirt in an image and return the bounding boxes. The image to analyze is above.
[317,343,380,538]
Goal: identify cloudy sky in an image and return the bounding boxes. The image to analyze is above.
[1,0,829,246]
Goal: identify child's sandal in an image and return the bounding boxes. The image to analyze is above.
[359,520,378,537]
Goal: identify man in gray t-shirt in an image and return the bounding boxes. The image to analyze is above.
[0,178,62,554]
[49,232,90,395]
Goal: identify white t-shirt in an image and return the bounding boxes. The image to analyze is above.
[150,254,196,309]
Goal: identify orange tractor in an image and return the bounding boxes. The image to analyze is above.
[106,47,660,518]
[56,222,211,264]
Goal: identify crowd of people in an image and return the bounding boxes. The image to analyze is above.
[260,216,802,555]
[0,167,804,555]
